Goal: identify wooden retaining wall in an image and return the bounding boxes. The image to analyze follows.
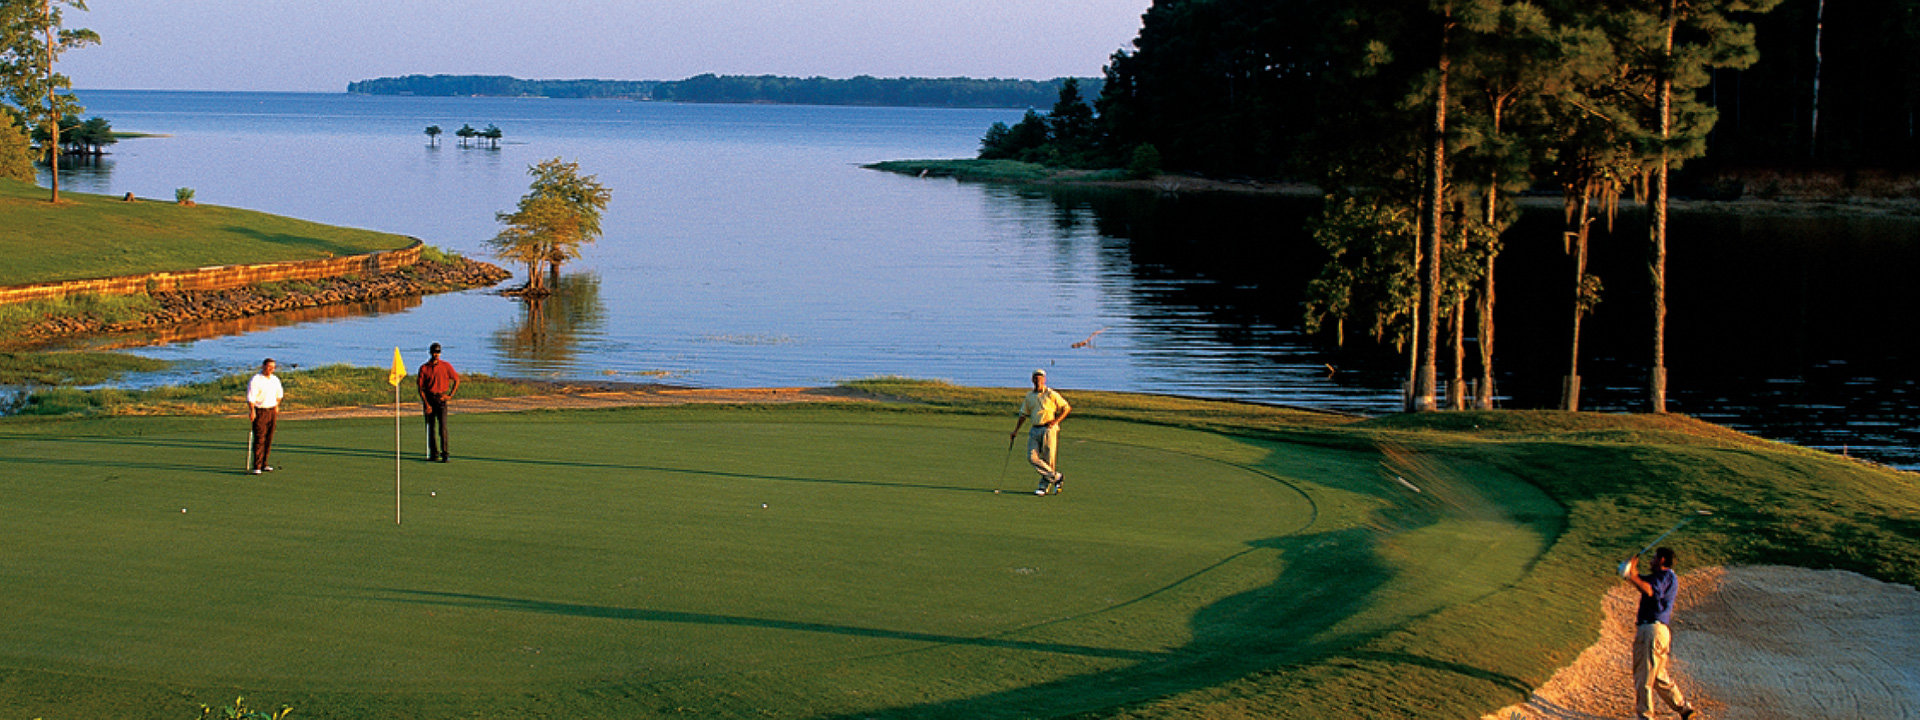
[0,239,424,305]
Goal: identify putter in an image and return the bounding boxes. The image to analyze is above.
[247,427,255,471]
[1617,509,1712,577]
[996,432,1017,488]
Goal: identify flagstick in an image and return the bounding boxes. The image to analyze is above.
[394,381,402,525]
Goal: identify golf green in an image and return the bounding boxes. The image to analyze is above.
[0,405,1557,718]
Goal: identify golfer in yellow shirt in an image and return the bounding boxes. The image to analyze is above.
[1010,369,1072,495]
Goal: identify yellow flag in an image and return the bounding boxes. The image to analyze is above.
[387,347,406,387]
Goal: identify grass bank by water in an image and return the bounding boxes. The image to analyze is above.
[0,178,415,287]
[9,361,548,416]
[0,378,1911,718]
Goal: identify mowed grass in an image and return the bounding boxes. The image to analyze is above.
[0,399,1555,719]
[0,178,415,286]
[1,384,1915,719]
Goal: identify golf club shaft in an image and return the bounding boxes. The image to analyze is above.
[1634,517,1695,557]
[997,433,1016,484]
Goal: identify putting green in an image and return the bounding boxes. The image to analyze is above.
[0,405,1555,718]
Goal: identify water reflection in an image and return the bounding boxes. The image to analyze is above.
[37,155,118,196]
[489,273,607,375]
[42,296,424,352]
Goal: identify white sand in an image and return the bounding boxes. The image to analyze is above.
[1486,565,1920,720]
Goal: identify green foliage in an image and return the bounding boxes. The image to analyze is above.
[0,115,30,181]
[174,186,194,203]
[0,0,98,163]
[417,243,459,265]
[0,291,157,336]
[490,158,612,289]
[0,350,168,386]
[1302,192,1421,348]
[199,696,291,720]
[31,114,114,154]
[351,74,656,99]
[648,73,1101,108]
[977,83,1108,169]
[1125,143,1162,180]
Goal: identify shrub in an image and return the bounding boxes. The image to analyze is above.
[1128,144,1163,180]
[199,696,292,720]
[175,187,196,205]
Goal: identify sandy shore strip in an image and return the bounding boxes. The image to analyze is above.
[274,385,887,421]
[1486,565,1920,720]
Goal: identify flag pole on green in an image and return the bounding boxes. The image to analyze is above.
[388,347,406,525]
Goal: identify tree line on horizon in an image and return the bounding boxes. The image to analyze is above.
[350,73,1103,110]
[997,0,1920,415]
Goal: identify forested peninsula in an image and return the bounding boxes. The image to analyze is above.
[348,74,1100,109]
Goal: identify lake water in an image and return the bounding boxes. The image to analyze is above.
[33,90,1920,470]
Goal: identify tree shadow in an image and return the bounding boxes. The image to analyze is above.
[804,528,1407,719]
[218,225,382,258]
[360,588,1164,662]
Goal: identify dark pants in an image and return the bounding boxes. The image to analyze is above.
[251,407,277,470]
[422,393,449,459]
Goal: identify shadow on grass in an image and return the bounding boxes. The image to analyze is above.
[219,225,380,258]
[0,432,259,474]
[366,588,1166,662]
[805,528,1414,719]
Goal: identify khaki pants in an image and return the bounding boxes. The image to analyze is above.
[1633,621,1689,719]
[1028,425,1060,482]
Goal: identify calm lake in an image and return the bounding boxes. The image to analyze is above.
[35,90,1920,469]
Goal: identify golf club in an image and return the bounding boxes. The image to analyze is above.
[1617,509,1712,577]
[247,427,255,471]
[996,432,1017,488]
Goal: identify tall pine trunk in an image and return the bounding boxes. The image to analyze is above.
[1650,0,1676,413]
[1416,8,1451,412]
[1477,183,1498,409]
[1565,191,1594,411]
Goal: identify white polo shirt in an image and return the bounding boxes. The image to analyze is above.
[248,373,284,409]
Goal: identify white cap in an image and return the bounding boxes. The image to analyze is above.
[1032,369,1046,377]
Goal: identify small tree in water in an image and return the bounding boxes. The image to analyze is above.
[489,158,611,293]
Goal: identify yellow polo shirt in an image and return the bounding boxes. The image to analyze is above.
[1020,388,1070,426]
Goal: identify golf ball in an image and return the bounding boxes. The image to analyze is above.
[180,508,187,513]
[994,490,1001,494]
[761,503,768,508]
[430,492,436,496]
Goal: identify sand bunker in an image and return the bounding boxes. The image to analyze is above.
[1487,565,1920,720]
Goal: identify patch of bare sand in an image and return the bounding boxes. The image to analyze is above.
[276,386,885,421]
[1486,566,1920,720]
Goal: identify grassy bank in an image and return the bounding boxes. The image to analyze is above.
[0,178,415,286]
[0,350,169,385]
[12,362,549,416]
[0,379,1912,718]
[865,158,1125,183]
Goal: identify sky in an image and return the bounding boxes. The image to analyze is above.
[60,0,1156,92]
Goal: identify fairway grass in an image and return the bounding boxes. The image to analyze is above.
[0,179,414,287]
[2,390,1915,719]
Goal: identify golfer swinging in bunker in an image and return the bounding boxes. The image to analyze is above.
[1010,369,1072,495]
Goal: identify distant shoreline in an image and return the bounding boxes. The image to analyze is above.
[345,73,1099,109]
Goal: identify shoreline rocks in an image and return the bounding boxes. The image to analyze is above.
[9,257,511,343]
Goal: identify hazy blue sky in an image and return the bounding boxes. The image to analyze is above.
[61,0,1155,92]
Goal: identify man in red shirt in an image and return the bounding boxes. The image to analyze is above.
[416,343,460,462]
